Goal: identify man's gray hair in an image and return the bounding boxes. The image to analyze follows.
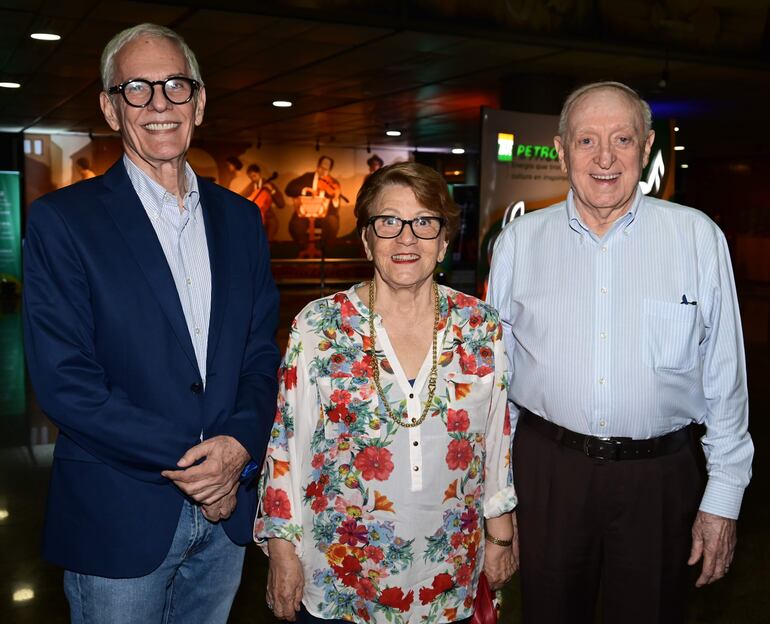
[557,81,652,138]
[100,23,202,90]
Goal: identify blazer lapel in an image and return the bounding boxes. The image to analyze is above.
[199,179,230,372]
[100,161,199,375]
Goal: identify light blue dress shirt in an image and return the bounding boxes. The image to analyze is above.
[487,188,753,519]
[124,156,212,384]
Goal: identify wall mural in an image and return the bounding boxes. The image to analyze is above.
[23,133,410,262]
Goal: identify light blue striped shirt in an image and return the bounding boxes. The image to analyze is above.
[487,188,753,519]
[124,155,211,384]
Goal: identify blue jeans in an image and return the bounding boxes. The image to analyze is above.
[64,500,245,624]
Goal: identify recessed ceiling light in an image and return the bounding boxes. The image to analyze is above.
[0,509,8,520]
[386,130,401,137]
[674,145,685,151]
[0,82,21,89]
[451,148,465,155]
[30,32,61,41]
[674,126,680,132]
[680,164,689,169]
[272,100,292,108]
[13,588,34,602]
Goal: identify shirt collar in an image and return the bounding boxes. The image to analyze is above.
[123,154,200,217]
[566,186,644,242]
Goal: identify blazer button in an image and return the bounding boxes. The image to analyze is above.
[190,382,203,394]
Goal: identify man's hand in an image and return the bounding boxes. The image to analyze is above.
[267,539,304,621]
[688,510,737,587]
[162,435,250,505]
[201,481,239,522]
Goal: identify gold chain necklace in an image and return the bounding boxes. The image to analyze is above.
[368,280,439,428]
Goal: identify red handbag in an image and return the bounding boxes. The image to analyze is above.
[471,572,497,624]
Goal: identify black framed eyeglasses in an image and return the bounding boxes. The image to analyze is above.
[367,215,445,239]
[107,76,200,108]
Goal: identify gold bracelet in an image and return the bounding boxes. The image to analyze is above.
[485,532,513,547]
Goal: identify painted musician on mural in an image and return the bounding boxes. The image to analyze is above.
[246,163,285,241]
[285,154,346,247]
[255,161,518,623]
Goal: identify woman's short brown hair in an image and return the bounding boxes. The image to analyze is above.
[354,162,461,241]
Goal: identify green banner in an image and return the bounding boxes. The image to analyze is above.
[0,171,22,284]
[0,313,25,423]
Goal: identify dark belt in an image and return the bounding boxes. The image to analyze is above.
[519,408,693,461]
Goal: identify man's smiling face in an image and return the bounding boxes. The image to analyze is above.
[100,36,205,171]
[554,87,654,220]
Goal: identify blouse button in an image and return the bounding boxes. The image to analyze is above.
[409,393,414,399]
[413,441,419,447]
[413,465,419,471]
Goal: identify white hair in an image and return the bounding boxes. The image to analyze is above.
[100,23,202,90]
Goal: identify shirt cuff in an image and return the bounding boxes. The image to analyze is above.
[483,486,517,519]
[699,479,745,520]
[254,517,303,556]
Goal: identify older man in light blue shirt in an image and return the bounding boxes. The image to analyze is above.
[488,81,752,624]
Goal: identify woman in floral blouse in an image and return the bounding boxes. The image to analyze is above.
[256,162,517,623]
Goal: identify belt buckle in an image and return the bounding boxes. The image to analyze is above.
[583,436,621,460]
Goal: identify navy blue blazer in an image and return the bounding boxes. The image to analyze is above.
[23,159,280,578]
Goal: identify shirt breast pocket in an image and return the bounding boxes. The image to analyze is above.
[316,377,383,441]
[642,299,699,371]
[446,372,495,433]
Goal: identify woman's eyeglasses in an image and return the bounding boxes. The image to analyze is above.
[367,215,445,240]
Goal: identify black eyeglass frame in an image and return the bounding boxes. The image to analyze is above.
[107,76,200,108]
[367,215,446,240]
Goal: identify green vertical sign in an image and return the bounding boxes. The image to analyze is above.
[0,171,22,283]
[0,313,25,423]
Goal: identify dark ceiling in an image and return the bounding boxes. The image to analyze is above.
[1,0,769,159]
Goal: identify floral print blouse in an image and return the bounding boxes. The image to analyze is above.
[255,284,516,623]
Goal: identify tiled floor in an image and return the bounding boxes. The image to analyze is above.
[1,285,768,623]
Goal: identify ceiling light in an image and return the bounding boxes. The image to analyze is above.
[13,588,34,602]
[30,32,61,41]
[0,82,21,89]
[0,509,8,520]
[386,130,401,137]
[674,126,680,132]
[674,146,685,151]
[272,100,292,108]
[680,164,689,169]
[451,148,465,155]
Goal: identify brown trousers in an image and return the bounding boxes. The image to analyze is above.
[513,418,703,624]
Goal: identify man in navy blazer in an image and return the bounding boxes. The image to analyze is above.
[23,23,279,623]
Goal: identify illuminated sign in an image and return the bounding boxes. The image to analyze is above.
[497,134,560,162]
[515,144,558,160]
[0,171,21,282]
[639,150,664,195]
[497,133,514,162]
